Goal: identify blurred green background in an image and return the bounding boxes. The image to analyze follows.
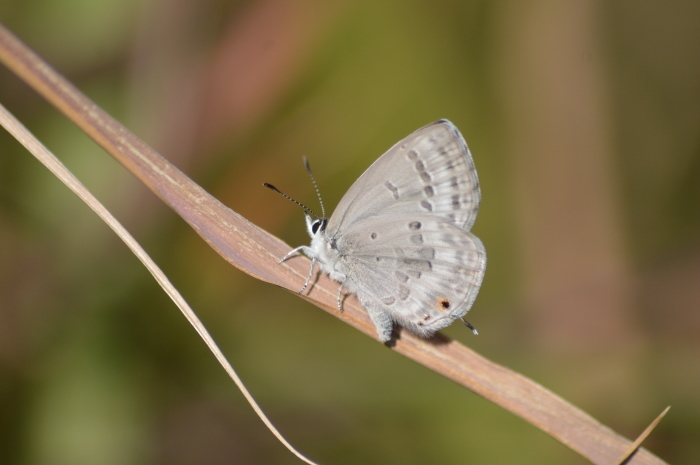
[1,1,698,464]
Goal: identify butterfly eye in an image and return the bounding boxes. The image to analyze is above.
[311,219,326,235]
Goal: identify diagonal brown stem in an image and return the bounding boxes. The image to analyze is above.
[0,22,667,465]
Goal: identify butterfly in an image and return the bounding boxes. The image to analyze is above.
[269,120,486,342]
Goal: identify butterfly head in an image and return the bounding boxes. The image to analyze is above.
[305,215,328,239]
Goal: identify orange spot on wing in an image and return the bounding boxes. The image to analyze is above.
[437,298,451,311]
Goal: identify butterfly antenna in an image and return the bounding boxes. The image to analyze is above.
[263,183,320,219]
[303,157,325,218]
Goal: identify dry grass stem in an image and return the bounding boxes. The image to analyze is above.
[0,102,321,465]
[614,406,671,465]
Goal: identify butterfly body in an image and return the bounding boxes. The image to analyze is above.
[288,120,486,342]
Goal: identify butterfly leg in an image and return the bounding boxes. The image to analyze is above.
[280,246,317,294]
[279,245,311,264]
[336,284,344,312]
[298,257,316,294]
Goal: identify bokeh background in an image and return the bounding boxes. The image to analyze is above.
[1,1,699,464]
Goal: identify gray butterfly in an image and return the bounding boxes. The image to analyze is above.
[272,120,486,342]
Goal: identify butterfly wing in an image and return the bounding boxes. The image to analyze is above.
[336,214,486,340]
[326,120,481,240]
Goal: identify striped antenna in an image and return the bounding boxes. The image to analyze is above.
[263,183,320,219]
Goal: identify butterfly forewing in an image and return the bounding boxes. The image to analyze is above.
[326,120,481,240]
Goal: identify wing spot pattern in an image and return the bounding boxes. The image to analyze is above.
[415,159,432,183]
[384,181,399,200]
[441,233,456,246]
[406,149,418,160]
[423,185,434,197]
[402,258,432,271]
[420,200,433,211]
[407,270,422,279]
[394,271,409,283]
[370,232,377,240]
[418,248,436,260]
[408,221,422,230]
[410,234,424,244]
[399,285,410,300]
[382,297,396,306]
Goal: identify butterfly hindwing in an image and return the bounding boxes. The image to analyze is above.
[336,214,486,340]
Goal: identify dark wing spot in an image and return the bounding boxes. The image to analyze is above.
[418,248,435,259]
[406,149,418,160]
[420,200,433,211]
[408,221,422,230]
[384,181,399,199]
[382,297,396,306]
[441,233,456,246]
[409,234,424,245]
[370,232,377,240]
[439,299,451,310]
[406,270,422,279]
[423,185,434,197]
[401,258,432,271]
[454,265,469,277]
